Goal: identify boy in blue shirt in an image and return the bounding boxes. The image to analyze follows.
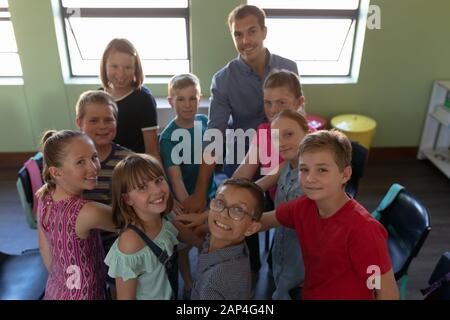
[159,73,217,299]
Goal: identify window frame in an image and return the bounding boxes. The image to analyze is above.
[251,0,370,84]
[0,6,8,21]
[59,0,191,78]
[0,2,23,80]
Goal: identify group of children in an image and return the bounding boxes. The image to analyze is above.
[35,35,399,300]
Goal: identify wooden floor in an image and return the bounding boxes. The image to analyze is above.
[1,158,449,300]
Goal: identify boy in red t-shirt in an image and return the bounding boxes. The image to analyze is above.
[261,130,399,300]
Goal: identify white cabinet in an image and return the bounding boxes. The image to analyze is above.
[418,80,450,178]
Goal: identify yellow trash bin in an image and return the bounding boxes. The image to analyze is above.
[331,114,377,150]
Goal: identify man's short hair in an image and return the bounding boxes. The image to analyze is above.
[228,4,266,30]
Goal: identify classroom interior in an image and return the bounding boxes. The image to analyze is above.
[1,0,449,300]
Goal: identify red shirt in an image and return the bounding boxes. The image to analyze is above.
[276,196,392,300]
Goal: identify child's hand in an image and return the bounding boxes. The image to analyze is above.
[193,224,209,242]
[172,220,204,249]
[172,198,185,215]
[182,193,207,213]
[175,211,208,229]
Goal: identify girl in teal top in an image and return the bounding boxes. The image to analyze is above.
[104,154,179,300]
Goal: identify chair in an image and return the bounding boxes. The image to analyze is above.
[0,249,48,300]
[372,184,431,299]
[16,178,36,229]
[346,140,368,198]
[421,252,450,300]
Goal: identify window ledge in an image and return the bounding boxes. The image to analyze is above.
[62,77,210,110]
[0,77,24,85]
[155,97,210,110]
[302,76,358,85]
[64,76,101,85]
[63,76,172,85]
[63,75,358,86]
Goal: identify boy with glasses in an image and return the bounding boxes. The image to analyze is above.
[190,178,264,300]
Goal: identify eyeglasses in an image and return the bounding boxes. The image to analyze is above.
[210,198,255,221]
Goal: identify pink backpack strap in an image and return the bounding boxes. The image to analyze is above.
[24,158,43,216]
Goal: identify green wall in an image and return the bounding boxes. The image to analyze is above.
[1,0,450,152]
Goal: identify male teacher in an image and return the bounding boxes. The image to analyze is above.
[183,4,299,274]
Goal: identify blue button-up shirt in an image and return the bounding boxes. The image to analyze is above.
[208,50,299,135]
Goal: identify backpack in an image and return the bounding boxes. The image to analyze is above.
[16,152,44,229]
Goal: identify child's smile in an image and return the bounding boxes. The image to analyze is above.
[84,175,98,185]
[148,193,165,206]
[106,51,135,92]
[144,190,168,212]
[299,149,351,210]
[55,136,100,195]
[213,219,232,231]
[170,85,200,126]
[77,103,117,149]
[271,116,307,163]
[208,185,259,251]
[126,177,170,218]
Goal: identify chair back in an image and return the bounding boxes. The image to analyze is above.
[378,188,431,279]
[346,141,368,198]
[16,178,36,229]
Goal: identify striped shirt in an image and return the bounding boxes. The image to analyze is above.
[83,143,131,205]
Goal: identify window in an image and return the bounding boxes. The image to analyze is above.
[249,0,369,81]
[60,0,189,77]
[0,0,23,77]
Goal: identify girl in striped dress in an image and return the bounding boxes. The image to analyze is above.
[36,130,117,300]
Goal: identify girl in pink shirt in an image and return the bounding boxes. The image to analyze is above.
[36,130,116,299]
